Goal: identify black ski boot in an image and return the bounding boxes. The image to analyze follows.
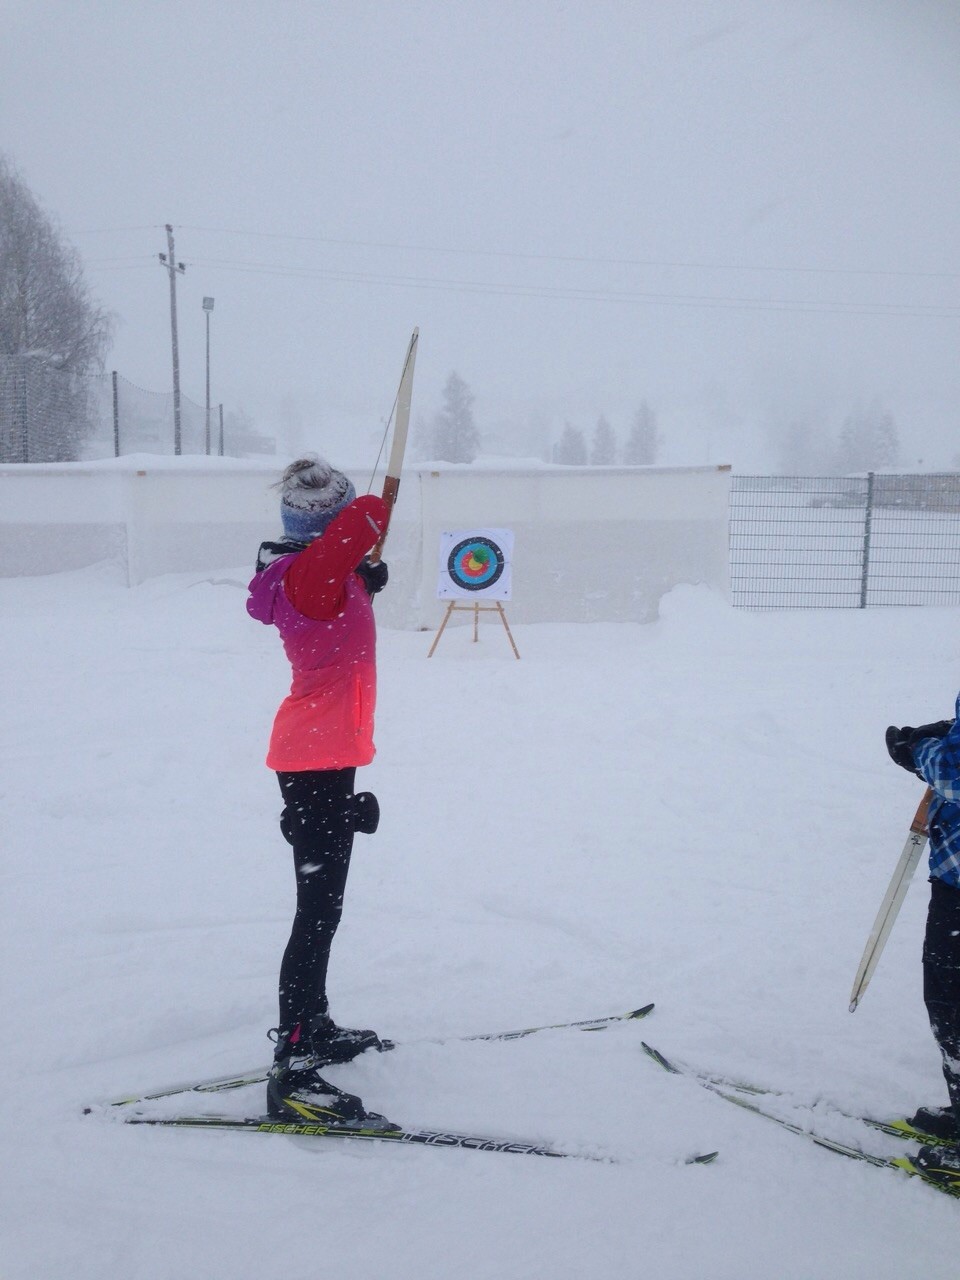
[908,1105,960,1143]
[266,1029,396,1129]
[905,1143,960,1195]
[307,1014,393,1066]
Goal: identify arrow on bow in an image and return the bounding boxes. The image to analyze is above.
[368,328,419,564]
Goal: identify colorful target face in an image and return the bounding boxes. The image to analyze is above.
[447,536,505,592]
[436,528,514,600]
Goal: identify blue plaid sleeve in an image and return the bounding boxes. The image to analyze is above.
[915,702,960,803]
[915,694,960,886]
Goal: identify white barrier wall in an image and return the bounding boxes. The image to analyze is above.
[0,457,730,626]
[0,457,282,586]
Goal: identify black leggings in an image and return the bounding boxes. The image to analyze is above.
[923,876,960,1114]
[276,768,357,1037]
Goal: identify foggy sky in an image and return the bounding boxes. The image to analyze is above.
[3,0,959,469]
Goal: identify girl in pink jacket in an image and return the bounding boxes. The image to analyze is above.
[247,456,393,1128]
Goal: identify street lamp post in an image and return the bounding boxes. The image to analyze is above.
[202,296,215,455]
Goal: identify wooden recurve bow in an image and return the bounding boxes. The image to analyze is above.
[368,327,419,565]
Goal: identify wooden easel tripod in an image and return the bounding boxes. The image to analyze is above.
[427,599,520,659]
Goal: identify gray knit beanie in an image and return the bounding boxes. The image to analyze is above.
[278,455,356,541]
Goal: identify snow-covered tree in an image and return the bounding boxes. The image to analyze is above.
[430,371,480,463]
[590,414,618,465]
[553,422,588,465]
[623,401,659,465]
[0,155,111,461]
[835,401,899,473]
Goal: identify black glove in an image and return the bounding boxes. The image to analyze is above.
[908,720,954,747]
[886,726,922,777]
[355,558,388,596]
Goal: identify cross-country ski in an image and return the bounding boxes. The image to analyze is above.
[639,1041,960,1198]
[119,1109,719,1167]
[94,1003,655,1111]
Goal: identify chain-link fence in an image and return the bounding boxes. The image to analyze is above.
[730,474,960,608]
[0,354,232,461]
[0,354,95,462]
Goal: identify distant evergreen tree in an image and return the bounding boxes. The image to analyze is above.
[553,422,588,465]
[774,421,833,475]
[835,401,899,473]
[623,402,659,465]
[590,415,618,465]
[430,371,480,463]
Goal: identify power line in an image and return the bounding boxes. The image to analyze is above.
[184,254,960,319]
[85,255,156,266]
[176,222,960,283]
[74,224,164,234]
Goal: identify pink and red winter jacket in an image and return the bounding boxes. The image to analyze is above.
[246,495,389,772]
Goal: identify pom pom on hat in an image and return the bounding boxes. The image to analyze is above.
[278,455,356,541]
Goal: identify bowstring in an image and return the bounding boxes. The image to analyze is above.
[366,332,418,494]
[366,388,399,495]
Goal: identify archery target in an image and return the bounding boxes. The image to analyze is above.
[448,537,504,591]
[437,528,514,600]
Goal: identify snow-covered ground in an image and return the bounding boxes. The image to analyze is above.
[4,562,960,1279]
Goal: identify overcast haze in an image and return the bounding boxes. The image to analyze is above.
[3,0,959,468]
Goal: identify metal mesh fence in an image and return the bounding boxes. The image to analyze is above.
[82,371,217,458]
[730,474,960,609]
[0,354,95,462]
[0,354,223,461]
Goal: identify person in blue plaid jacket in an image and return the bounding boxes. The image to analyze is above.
[887,699,960,1154]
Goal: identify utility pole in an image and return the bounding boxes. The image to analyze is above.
[158,224,186,454]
